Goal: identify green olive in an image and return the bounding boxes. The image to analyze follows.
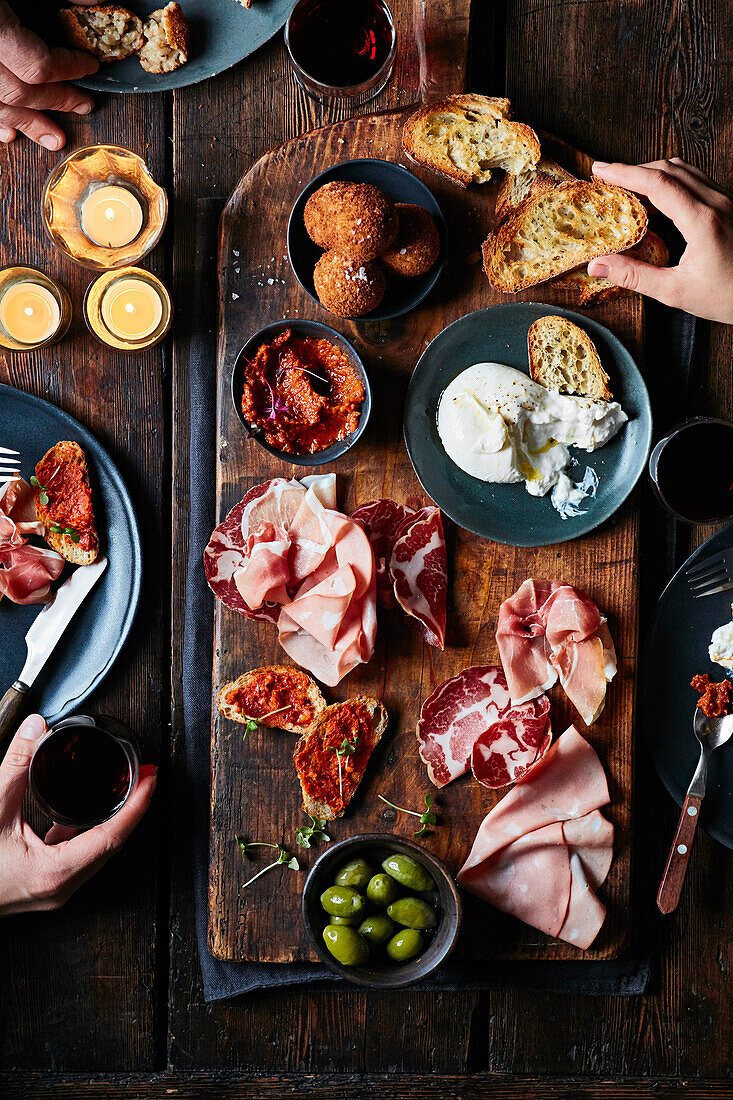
[381,853,434,893]
[366,872,400,906]
[334,858,375,890]
[320,885,366,919]
[322,924,369,967]
[358,914,396,946]
[387,897,438,930]
[386,928,425,963]
[329,914,359,926]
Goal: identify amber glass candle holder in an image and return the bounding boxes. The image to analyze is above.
[84,267,172,352]
[42,145,168,270]
[0,265,71,351]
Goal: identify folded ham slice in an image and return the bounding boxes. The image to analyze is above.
[457,726,613,950]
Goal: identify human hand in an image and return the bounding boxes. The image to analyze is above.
[0,714,157,916]
[0,1,100,150]
[587,160,733,323]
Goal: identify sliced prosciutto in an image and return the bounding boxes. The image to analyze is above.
[496,578,617,725]
[457,726,613,950]
[389,506,447,649]
[0,477,45,538]
[351,499,414,608]
[416,665,551,788]
[0,542,65,605]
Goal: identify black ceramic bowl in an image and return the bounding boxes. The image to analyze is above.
[302,833,462,988]
[287,158,447,322]
[230,319,372,467]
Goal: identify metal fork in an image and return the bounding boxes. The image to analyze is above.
[686,549,733,598]
[0,447,21,487]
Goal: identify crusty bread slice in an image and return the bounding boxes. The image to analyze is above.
[293,697,388,821]
[34,442,99,565]
[482,180,648,292]
[402,94,539,187]
[495,157,576,222]
[217,666,326,735]
[59,5,143,60]
[139,2,189,73]
[528,316,611,401]
[551,229,669,305]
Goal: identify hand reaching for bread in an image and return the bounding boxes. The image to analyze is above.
[589,160,733,323]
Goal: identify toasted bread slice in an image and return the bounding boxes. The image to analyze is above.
[482,180,648,292]
[402,94,539,187]
[59,5,143,60]
[34,442,99,565]
[293,696,388,821]
[528,316,611,401]
[217,666,326,735]
[139,3,189,73]
[551,229,670,305]
[495,157,576,222]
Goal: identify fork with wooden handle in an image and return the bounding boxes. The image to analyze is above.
[657,707,733,914]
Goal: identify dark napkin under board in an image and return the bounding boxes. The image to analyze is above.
[183,199,693,1002]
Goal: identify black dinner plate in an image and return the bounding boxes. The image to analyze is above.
[642,521,733,849]
[0,385,142,723]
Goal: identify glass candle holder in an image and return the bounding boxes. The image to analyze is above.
[42,144,168,270]
[285,0,397,106]
[0,265,71,351]
[84,266,172,351]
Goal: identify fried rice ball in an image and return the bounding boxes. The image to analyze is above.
[304,182,399,263]
[313,250,386,317]
[381,204,441,277]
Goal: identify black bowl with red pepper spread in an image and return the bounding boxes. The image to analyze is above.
[231,321,371,466]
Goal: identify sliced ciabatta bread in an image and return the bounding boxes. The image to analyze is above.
[495,157,576,222]
[59,5,144,60]
[551,229,669,305]
[482,180,648,292]
[139,2,189,73]
[402,94,539,187]
[34,441,99,565]
[527,316,611,401]
[217,666,326,735]
[293,696,388,821]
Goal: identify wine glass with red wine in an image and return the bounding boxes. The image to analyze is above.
[649,417,733,524]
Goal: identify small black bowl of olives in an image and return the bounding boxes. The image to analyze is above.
[301,833,462,988]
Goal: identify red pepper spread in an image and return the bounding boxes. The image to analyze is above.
[691,673,732,718]
[231,668,317,729]
[293,700,375,816]
[241,328,365,455]
[35,444,96,552]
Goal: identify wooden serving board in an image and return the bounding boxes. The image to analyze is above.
[209,114,642,963]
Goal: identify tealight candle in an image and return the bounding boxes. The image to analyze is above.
[0,266,71,352]
[84,267,172,352]
[81,185,144,248]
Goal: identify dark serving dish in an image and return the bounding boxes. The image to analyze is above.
[302,833,462,988]
[287,158,447,323]
[230,319,372,467]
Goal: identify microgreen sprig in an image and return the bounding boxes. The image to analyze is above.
[328,735,359,804]
[240,704,291,740]
[378,793,438,838]
[49,522,80,544]
[29,475,49,506]
[236,835,300,889]
[295,815,331,849]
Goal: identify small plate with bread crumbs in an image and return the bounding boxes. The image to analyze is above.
[47,0,295,93]
[403,303,652,548]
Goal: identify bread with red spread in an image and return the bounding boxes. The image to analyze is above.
[217,666,326,735]
[293,696,388,821]
[34,442,99,566]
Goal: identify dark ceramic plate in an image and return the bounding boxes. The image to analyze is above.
[642,522,733,849]
[231,320,372,467]
[403,303,652,547]
[302,833,462,988]
[0,384,142,723]
[287,159,447,322]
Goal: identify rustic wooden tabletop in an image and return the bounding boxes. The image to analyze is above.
[1,1,732,1095]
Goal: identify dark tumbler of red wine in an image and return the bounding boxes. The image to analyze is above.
[649,417,733,524]
[29,715,139,829]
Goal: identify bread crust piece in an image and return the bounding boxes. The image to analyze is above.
[293,696,388,821]
[551,229,669,305]
[34,441,99,565]
[403,94,539,187]
[482,180,648,292]
[216,666,326,735]
[527,316,612,401]
[59,5,144,60]
[495,157,576,223]
[139,2,189,73]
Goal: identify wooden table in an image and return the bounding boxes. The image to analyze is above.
[1,1,732,1094]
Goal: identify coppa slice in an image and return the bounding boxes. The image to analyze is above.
[293,696,388,821]
[34,442,99,565]
[351,499,415,608]
[389,506,447,649]
[470,694,551,789]
[216,666,326,735]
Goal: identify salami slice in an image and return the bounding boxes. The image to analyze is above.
[351,499,414,608]
[389,506,446,648]
[470,694,551,788]
[203,489,279,622]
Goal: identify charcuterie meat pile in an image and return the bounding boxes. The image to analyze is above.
[0,478,63,605]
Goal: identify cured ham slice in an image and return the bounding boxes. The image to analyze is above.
[416,665,551,788]
[458,726,613,950]
[0,477,45,538]
[0,542,65,605]
[497,578,617,725]
[351,499,414,608]
[389,506,447,649]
